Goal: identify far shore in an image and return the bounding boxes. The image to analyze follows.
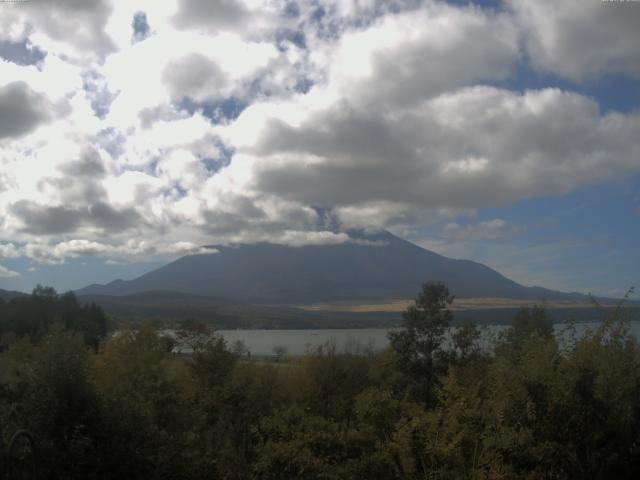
[294,297,616,313]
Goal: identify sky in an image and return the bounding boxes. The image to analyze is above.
[0,0,639,297]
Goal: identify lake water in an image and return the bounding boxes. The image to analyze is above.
[215,321,640,356]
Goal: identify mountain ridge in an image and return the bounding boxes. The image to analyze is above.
[76,230,583,304]
[0,288,28,302]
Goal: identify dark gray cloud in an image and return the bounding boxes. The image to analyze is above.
[25,0,116,57]
[249,87,640,214]
[35,149,110,205]
[253,103,428,205]
[59,149,107,178]
[162,53,228,102]
[171,0,250,32]
[11,201,83,235]
[0,81,51,139]
[257,161,421,207]
[198,193,324,238]
[138,104,187,129]
[0,0,116,59]
[44,178,108,207]
[201,194,268,235]
[509,0,640,80]
[11,200,142,236]
[87,202,142,232]
[257,103,421,166]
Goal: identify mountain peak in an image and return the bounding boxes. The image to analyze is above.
[77,230,576,303]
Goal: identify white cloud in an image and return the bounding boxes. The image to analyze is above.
[270,230,349,247]
[441,219,527,242]
[0,0,117,60]
[0,0,638,267]
[244,86,640,218]
[103,30,280,129]
[333,202,413,230]
[105,259,126,266]
[0,264,19,278]
[170,0,279,36]
[53,240,111,257]
[444,157,489,174]
[510,0,640,81]
[0,243,20,259]
[20,239,219,265]
[322,1,519,109]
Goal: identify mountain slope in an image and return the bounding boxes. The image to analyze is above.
[77,230,578,303]
[0,288,28,302]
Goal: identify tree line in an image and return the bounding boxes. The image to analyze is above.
[0,283,639,479]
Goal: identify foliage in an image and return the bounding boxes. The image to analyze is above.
[2,328,102,478]
[388,281,453,405]
[504,304,554,346]
[0,285,107,348]
[0,284,639,479]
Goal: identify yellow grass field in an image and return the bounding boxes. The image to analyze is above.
[295,297,605,313]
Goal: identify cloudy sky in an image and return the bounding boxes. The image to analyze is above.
[0,0,639,297]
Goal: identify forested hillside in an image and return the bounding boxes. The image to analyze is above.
[0,284,639,479]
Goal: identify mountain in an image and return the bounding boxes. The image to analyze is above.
[77,230,579,302]
[0,288,28,302]
[77,230,580,304]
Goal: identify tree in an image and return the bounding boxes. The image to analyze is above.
[0,286,108,347]
[231,339,249,357]
[272,345,288,362]
[176,319,214,354]
[388,281,453,405]
[94,323,195,479]
[289,341,371,423]
[4,327,102,477]
[501,305,554,350]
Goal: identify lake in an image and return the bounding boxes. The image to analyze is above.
[214,321,640,356]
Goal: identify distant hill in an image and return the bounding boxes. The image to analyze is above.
[0,288,28,302]
[77,230,583,304]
